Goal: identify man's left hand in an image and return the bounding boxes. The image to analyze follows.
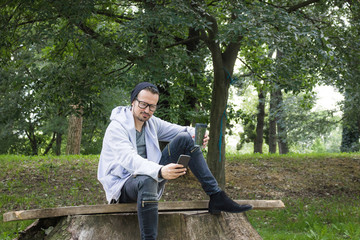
[203,132,209,148]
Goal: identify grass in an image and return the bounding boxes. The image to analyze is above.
[226,152,360,162]
[248,197,360,240]
[227,152,360,240]
[0,155,103,239]
[1,153,359,239]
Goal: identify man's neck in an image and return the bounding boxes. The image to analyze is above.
[134,118,144,132]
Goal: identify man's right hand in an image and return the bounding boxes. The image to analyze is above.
[160,163,187,180]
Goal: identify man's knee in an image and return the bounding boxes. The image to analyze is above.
[174,132,194,147]
[137,176,158,200]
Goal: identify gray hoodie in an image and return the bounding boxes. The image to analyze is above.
[97,106,195,203]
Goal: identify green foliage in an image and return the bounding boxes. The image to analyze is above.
[1,0,215,155]
[81,86,128,154]
[320,2,360,152]
[0,39,125,155]
[1,0,360,156]
[281,93,339,148]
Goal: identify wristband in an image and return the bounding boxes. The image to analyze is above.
[158,167,163,178]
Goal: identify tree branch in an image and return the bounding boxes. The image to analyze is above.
[189,1,218,46]
[165,36,201,49]
[43,132,57,155]
[17,15,61,26]
[223,40,243,68]
[259,0,321,13]
[106,63,134,75]
[298,10,331,28]
[95,9,133,23]
[76,22,141,62]
[287,0,320,13]
[238,73,253,78]
[238,57,266,81]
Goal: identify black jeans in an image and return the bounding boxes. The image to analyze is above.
[119,132,220,240]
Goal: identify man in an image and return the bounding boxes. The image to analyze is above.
[98,82,252,240]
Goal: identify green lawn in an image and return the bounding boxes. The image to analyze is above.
[248,197,360,240]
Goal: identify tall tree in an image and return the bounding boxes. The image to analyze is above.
[329,1,360,152]
[254,88,266,153]
[340,89,360,152]
[268,89,278,153]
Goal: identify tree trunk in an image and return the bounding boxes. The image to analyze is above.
[206,40,240,188]
[25,122,38,156]
[66,106,83,155]
[43,132,57,155]
[254,89,266,153]
[207,52,229,188]
[272,50,289,154]
[55,132,62,156]
[268,89,277,153]
[274,89,289,154]
[17,212,262,240]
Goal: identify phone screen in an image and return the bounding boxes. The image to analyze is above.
[177,155,190,168]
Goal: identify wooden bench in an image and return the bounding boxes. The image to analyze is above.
[4,200,285,240]
[3,200,284,222]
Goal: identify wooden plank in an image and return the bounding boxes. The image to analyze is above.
[3,200,285,222]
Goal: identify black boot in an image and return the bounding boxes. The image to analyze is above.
[208,191,253,214]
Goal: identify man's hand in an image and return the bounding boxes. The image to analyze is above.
[192,132,210,148]
[203,132,210,148]
[160,163,187,180]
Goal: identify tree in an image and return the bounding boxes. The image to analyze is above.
[233,0,350,154]
[235,89,338,153]
[281,93,339,150]
[268,89,278,153]
[254,87,266,153]
[0,46,65,155]
[323,1,360,152]
[340,89,360,152]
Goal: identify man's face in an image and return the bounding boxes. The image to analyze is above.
[132,89,159,123]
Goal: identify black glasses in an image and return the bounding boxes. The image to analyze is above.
[136,98,157,112]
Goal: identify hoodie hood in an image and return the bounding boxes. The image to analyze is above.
[110,106,134,127]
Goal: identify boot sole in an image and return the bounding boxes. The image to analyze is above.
[208,209,221,215]
[208,206,253,215]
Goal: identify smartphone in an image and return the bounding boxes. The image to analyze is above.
[176,154,191,168]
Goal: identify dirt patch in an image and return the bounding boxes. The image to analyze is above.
[163,156,360,201]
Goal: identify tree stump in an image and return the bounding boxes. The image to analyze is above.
[17,211,262,240]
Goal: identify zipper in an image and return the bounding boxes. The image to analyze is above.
[142,200,158,207]
[190,146,199,153]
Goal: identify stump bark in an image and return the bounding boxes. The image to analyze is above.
[17,211,262,240]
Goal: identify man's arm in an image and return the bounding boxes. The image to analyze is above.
[101,121,163,181]
[153,116,195,142]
